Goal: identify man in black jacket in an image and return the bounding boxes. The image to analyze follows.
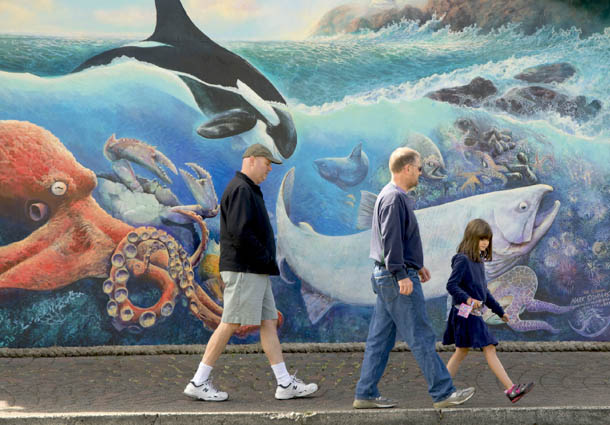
[184,144,318,402]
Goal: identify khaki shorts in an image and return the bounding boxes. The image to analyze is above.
[220,271,278,326]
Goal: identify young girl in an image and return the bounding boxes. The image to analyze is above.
[442,218,534,403]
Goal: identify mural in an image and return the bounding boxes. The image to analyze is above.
[0,0,609,348]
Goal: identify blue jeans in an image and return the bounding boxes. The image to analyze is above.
[354,266,455,402]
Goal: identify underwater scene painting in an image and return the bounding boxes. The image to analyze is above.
[1,0,609,347]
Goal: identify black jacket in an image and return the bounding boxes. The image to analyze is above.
[218,171,280,275]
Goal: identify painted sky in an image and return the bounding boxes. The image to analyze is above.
[0,0,427,40]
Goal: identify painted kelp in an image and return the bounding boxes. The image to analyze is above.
[0,1,609,347]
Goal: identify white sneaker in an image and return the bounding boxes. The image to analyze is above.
[184,378,229,401]
[432,387,475,408]
[275,375,318,400]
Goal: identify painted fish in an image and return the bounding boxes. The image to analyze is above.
[276,168,560,322]
[313,142,369,190]
[198,239,225,302]
[403,133,447,180]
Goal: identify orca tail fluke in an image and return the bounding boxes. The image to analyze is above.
[148,0,215,45]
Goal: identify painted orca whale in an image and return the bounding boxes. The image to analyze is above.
[73,0,296,159]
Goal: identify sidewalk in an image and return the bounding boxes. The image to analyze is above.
[1,344,609,424]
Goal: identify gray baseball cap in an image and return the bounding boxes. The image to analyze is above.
[242,143,282,164]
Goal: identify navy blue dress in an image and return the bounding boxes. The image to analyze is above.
[442,253,505,348]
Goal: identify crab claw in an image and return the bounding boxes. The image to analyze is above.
[104,135,177,191]
[179,163,220,218]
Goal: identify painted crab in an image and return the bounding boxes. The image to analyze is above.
[0,120,274,336]
[96,134,219,232]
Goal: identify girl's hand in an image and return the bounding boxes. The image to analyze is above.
[467,298,482,309]
[501,314,510,323]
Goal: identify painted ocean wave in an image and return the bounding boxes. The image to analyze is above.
[291,59,609,140]
[236,21,608,107]
[0,34,130,76]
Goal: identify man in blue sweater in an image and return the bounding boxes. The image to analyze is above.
[353,147,476,409]
[184,144,318,402]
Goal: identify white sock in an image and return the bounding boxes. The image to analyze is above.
[271,362,291,387]
[192,362,213,385]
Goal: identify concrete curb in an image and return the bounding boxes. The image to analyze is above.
[1,407,608,425]
[1,341,609,357]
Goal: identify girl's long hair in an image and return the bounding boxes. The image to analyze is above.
[457,218,493,262]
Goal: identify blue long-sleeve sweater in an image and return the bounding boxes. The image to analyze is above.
[446,253,505,317]
[369,183,423,281]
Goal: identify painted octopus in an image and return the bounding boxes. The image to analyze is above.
[0,120,273,336]
[482,266,575,333]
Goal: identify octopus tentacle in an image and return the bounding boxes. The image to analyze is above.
[106,226,208,330]
[106,227,184,330]
[171,208,209,268]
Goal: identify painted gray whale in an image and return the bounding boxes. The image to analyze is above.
[73,0,296,159]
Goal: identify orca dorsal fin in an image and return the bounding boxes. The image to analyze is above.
[147,0,215,45]
[349,142,363,160]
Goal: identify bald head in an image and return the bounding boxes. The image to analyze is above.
[389,147,420,175]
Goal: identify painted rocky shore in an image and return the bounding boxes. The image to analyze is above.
[313,0,610,36]
[425,63,603,123]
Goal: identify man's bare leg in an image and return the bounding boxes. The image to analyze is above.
[260,319,283,365]
[202,322,241,366]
